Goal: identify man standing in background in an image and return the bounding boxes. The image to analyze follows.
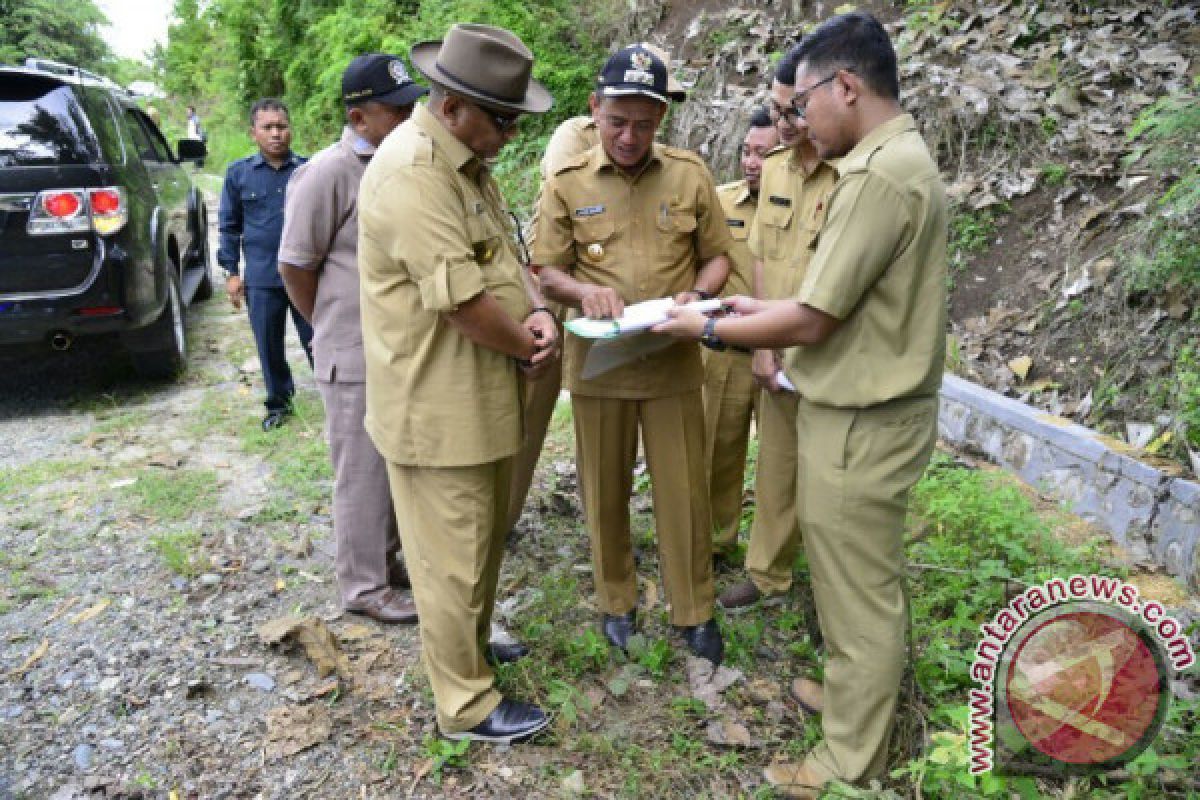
[218,98,312,431]
[717,43,838,626]
[278,53,427,625]
[705,108,777,562]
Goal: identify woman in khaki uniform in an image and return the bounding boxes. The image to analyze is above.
[656,13,947,797]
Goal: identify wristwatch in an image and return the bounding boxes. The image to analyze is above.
[700,316,726,351]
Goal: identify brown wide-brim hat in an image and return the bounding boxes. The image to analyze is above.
[411,23,553,115]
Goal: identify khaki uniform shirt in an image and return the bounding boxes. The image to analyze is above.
[540,116,598,179]
[748,148,838,301]
[714,180,756,298]
[279,127,371,382]
[533,143,733,398]
[358,104,531,466]
[786,114,948,407]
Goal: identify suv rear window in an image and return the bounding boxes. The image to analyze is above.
[0,79,100,167]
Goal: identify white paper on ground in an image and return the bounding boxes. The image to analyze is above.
[565,297,724,339]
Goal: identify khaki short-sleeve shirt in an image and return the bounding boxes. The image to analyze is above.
[540,116,598,179]
[358,104,530,466]
[715,180,755,298]
[785,114,948,407]
[747,148,838,300]
[279,127,370,382]
[532,143,733,398]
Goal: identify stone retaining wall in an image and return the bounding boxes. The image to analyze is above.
[939,375,1200,590]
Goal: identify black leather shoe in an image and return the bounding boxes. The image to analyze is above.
[444,698,550,744]
[677,619,724,666]
[601,610,637,652]
[261,410,288,431]
[485,641,530,666]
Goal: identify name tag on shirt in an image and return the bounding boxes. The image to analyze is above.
[726,218,746,228]
[768,195,792,207]
[574,205,606,218]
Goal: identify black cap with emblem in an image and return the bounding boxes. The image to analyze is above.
[342,53,429,108]
[596,44,670,104]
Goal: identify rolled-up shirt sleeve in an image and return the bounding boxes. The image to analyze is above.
[370,163,486,312]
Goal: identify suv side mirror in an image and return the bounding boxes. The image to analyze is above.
[177,138,207,163]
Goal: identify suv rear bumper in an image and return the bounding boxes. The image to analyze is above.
[0,299,132,345]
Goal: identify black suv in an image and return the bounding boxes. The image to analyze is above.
[0,58,211,378]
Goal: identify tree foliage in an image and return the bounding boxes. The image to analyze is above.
[155,0,622,202]
[0,0,113,68]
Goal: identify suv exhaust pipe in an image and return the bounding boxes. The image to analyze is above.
[50,331,73,351]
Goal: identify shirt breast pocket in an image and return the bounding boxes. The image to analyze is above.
[574,214,617,267]
[727,219,750,243]
[759,203,794,261]
[655,205,697,259]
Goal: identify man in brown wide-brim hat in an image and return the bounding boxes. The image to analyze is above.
[358,22,558,745]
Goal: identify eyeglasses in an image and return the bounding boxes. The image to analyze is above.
[508,211,531,267]
[766,101,801,123]
[790,72,841,119]
[478,101,521,133]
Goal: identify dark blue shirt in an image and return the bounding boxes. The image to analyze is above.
[217,151,306,288]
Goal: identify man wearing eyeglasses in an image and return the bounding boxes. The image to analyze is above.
[654,12,947,796]
[716,43,838,644]
[357,24,559,745]
[533,44,733,666]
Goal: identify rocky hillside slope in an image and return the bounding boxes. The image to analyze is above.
[638,0,1199,476]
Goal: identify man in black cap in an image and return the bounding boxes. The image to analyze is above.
[359,24,557,744]
[277,54,426,626]
[532,44,733,665]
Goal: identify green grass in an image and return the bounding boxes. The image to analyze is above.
[123,467,219,522]
[148,529,205,577]
[0,459,97,497]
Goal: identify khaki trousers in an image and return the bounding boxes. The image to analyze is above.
[796,396,936,785]
[746,388,801,594]
[506,356,562,532]
[317,379,401,606]
[572,390,714,626]
[701,349,758,552]
[386,458,513,734]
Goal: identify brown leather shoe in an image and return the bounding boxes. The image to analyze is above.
[762,760,826,799]
[346,589,417,624]
[789,677,824,714]
[718,580,787,613]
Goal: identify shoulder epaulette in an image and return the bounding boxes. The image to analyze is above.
[660,145,705,166]
[551,149,593,177]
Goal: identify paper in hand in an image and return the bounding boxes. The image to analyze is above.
[566,296,724,339]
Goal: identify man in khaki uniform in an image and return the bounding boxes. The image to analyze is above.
[655,13,946,795]
[279,53,426,625]
[507,45,686,532]
[717,44,839,614]
[534,45,733,665]
[358,24,558,744]
[705,109,778,558]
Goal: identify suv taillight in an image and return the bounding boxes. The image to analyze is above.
[27,187,127,236]
[88,188,127,235]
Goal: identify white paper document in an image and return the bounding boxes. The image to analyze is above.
[775,370,796,393]
[565,297,724,339]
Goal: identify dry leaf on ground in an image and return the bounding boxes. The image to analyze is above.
[258,616,353,679]
[264,704,332,759]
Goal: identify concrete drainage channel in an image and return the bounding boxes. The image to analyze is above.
[939,374,1200,592]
